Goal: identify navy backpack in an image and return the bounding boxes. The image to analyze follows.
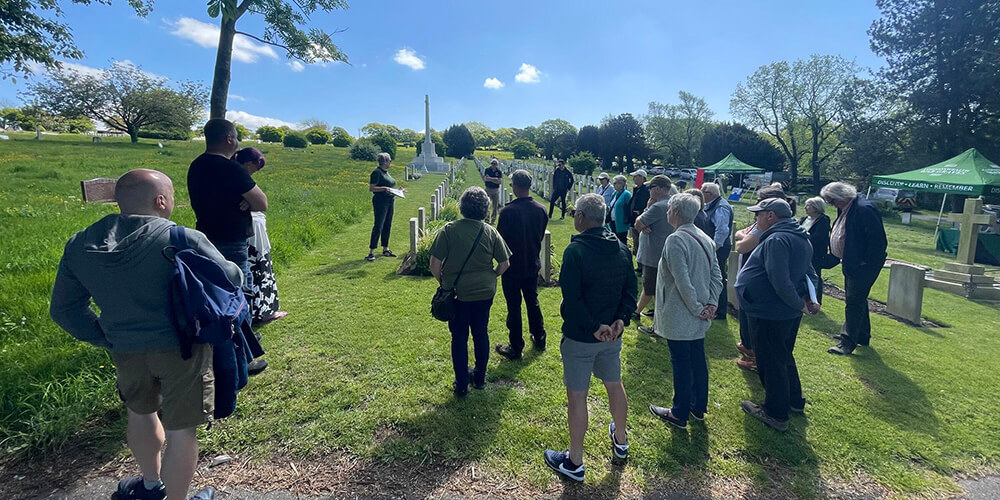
[164,226,264,419]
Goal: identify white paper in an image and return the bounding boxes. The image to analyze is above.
[806,278,818,303]
[387,187,406,198]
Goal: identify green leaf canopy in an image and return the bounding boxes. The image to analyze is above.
[699,153,765,174]
[872,148,1000,196]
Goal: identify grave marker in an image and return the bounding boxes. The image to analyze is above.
[946,198,996,266]
[431,194,438,220]
[539,230,552,284]
[418,207,426,234]
[80,178,117,203]
[886,263,926,324]
[409,218,419,255]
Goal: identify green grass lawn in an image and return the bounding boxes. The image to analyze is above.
[1,133,999,498]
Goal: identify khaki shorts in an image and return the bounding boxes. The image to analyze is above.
[113,344,215,430]
[560,336,623,392]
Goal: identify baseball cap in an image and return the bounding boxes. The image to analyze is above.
[631,169,647,178]
[597,172,610,180]
[747,198,792,218]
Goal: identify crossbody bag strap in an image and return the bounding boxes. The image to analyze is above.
[678,229,713,268]
[449,224,486,289]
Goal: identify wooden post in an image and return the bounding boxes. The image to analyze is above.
[431,194,438,220]
[418,207,426,234]
[409,218,419,255]
[539,230,552,284]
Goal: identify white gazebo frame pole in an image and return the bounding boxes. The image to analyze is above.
[933,193,948,245]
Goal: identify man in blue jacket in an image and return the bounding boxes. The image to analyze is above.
[544,194,638,481]
[734,198,820,432]
[51,170,231,500]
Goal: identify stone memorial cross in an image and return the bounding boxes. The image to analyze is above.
[946,198,997,265]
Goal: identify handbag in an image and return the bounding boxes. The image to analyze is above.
[431,224,486,322]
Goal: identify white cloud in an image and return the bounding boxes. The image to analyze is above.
[515,63,541,83]
[287,61,305,72]
[168,17,278,63]
[226,110,300,131]
[229,94,247,102]
[393,48,425,70]
[27,59,163,81]
[483,77,504,89]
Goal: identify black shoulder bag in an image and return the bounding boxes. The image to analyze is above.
[431,224,486,322]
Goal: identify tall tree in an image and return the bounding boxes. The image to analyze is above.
[442,124,475,158]
[536,119,577,159]
[731,61,806,188]
[0,1,150,80]
[599,113,647,172]
[791,55,858,192]
[494,127,517,149]
[576,125,600,157]
[464,121,496,148]
[645,91,714,167]
[206,0,349,118]
[870,0,1000,160]
[27,61,207,143]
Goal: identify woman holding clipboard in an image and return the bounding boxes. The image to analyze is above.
[367,152,406,261]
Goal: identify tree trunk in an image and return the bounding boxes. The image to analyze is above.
[128,125,138,144]
[210,17,238,119]
[811,125,821,194]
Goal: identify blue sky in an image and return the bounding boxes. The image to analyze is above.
[3,0,886,134]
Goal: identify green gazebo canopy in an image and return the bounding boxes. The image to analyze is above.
[700,153,765,174]
[872,148,1000,196]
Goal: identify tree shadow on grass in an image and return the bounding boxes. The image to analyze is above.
[849,349,939,436]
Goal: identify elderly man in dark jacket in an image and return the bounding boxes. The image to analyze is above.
[821,182,888,355]
[734,198,820,432]
[544,193,637,482]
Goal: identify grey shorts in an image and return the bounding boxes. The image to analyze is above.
[560,336,623,391]
[642,264,657,296]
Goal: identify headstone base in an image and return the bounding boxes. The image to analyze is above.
[944,263,985,275]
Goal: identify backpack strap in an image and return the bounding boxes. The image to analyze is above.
[678,228,714,269]
[449,224,486,290]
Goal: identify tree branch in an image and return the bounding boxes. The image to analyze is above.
[235,31,292,51]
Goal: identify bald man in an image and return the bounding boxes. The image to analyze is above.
[51,169,236,500]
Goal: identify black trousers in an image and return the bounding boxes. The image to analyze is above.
[369,195,394,250]
[750,315,805,421]
[548,189,568,218]
[715,246,730,318]
[501,272,546,353]
[841,264,882,349]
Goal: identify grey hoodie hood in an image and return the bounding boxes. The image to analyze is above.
[80,214,175,265]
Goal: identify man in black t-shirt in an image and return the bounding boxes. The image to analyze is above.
[549,160,574,220]
[188,118,269,373]
[483,158,504,224]
[495,169,549,360]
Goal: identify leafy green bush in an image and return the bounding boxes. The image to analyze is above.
[438,197,460,221]
[568,151,598,175]
[443,124,475,158]
[257,125,284,143]
[332,132,353,147]
[306,128,332,145]
[234,123,250,141]
[349,139,380,161]
[369,132,397,159]
[511,139,538,159]
[283,131,309,148]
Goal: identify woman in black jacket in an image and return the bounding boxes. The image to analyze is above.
[799,197,832,303]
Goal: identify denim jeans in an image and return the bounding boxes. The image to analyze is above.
[213,239,252,316]
[666,338,708,424]
[449,298,493,389]
[501,273,545,353]
[750,315,805,421]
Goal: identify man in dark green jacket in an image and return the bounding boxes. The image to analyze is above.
[544,193,638,482]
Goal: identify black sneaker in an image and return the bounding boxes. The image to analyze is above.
[453,380,468,397]
[495,344,522,360]
[365,253,376,262]
[790,398,806,414]
[468,367,484,390]
[632,311,642,323]
[543,449,584,482]
[638,326,657,336]
[531,333,546,351]
[111,477,165,500]
[641,310,655,317]
[827,343,854,356]
[247,358,268,375]
[189,487,216,500]
[690,408,706,421]
[382,249,397,258]
[609,422,629,460]
[650,405,686,429]
[741,400,788,432]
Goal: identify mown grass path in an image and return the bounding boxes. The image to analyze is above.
[1,135,999,498]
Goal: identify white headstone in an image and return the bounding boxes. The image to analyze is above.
[409,218,419,255]
[887,263,926,324]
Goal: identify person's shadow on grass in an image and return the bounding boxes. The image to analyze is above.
[849,348,940,436]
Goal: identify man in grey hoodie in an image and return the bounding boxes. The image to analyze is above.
[50,169,234,500]
[733,198,820,432]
